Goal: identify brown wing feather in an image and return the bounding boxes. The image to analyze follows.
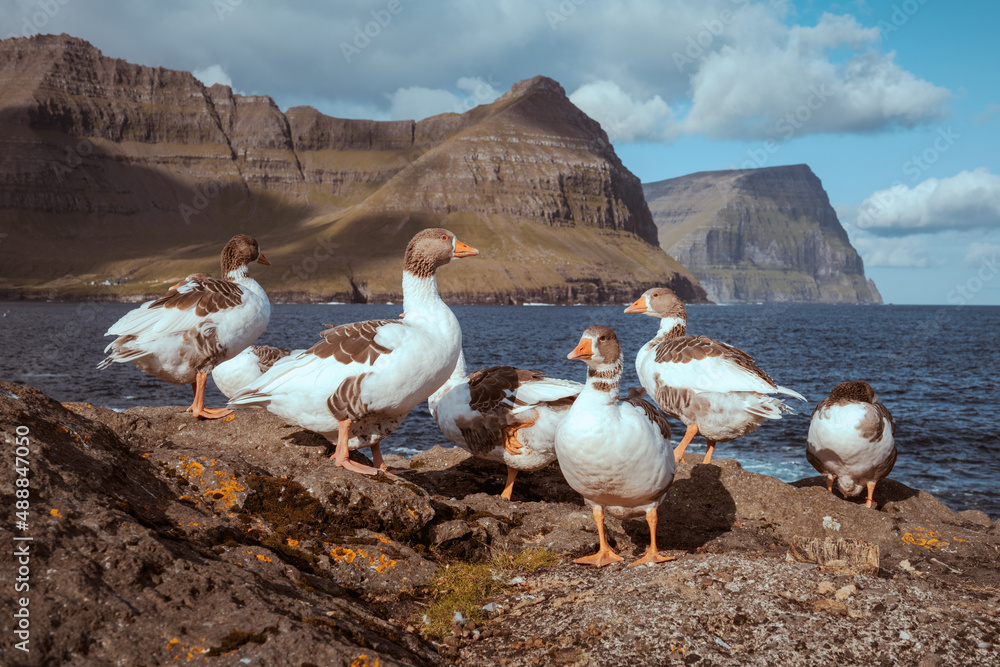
[466,366,546,414]
[307,320,400,365]
[251,345,292,372]
[148,275,244,317]
[624,396,672,441]
[654,334,776,387]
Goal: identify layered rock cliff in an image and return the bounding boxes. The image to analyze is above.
[0,34,706,304]
[643,165,880,304]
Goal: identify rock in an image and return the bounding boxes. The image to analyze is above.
[958,509,994,527]
[644,165,882,304]
[4,381,1000,666]
[0,35,707,306]
[787,536,879,575]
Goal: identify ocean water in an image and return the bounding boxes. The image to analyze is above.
[1,301,997,518]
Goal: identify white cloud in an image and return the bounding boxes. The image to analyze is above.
[388,77,501,121]
[851,235,933,268]
[854,168,1000,234]
[569,80,674,142]
[965,242,1000,268]
[191,65,233,89]
[677,12,950,139]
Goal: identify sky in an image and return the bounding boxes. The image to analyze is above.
[4,0,999,305]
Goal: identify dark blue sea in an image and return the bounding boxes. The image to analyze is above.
[1,301,997,518]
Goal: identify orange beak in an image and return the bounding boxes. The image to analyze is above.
[257,252,271,266]
[624,296,646,314]
[453,239,479,258]
[568,337,594,360]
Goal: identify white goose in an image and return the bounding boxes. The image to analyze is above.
[625,287,805,464]
[428,350,582,500]
[807,381,897,508]
[229,228,478,476]
[555,326,676,568]
[212,345,296,399]
[98,234,271,419]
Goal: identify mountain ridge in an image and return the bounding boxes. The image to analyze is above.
[0,34,707,304]
[643,164,881,304]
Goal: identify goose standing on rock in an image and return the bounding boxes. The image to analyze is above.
[556,326,676,568]
[428,350,581,500]
[625,287,805,464]
[229,228,478,476]
[98,234,271,419]
[807,381,897,508]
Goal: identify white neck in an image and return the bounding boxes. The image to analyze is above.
[656,316,686,337]
[402,271,444,314]
[226,265,250,283]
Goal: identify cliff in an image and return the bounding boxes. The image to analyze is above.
[0,35,706,305]
[643,165,881,304]
[2,382,997,664]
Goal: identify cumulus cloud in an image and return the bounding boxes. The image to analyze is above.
[191,65,233,89]
[854,168,1000,235]
[677,13,950,139]
[388,76,501,121]
[569,80,675,141]
[850,235,933,268]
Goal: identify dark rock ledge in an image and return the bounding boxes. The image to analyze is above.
[0,382,997,666]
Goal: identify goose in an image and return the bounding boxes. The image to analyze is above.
[428,350,581,500]
[212,345,295,399]
[555,325,676,567]
[98,234,271,419]
[625,287,805,464]
[807,381,897,508]
[229,228,478,476]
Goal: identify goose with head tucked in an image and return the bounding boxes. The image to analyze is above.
[98,234,271,419]
[428,350,581,500]
[555,326,676,568]
[807,381,897,508]
[229,228,478,476]
[212,344,297,399]
[625,287,805,464]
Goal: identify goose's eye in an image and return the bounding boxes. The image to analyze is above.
[441,234,449,241]
[652,292,659,297]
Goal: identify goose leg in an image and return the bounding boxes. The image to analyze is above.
[503,421,533,455]
[499,467,518,501]
[865,480,877,508]
[188,372,232,419]
[331,418,379,476]
[702,440,717,465]
[628,506,675,567]
[575,506,624,568]
[825,475,835,493]
[673,424,699,463]
[370,443,400,479]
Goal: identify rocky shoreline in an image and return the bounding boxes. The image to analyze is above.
[1,382,997,666]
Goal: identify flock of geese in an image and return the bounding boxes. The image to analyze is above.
[99,230,898,567]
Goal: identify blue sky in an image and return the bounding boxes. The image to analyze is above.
[4,0,999,304]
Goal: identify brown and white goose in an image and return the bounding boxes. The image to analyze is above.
[98,234,271,419]
[229,228,478,476]
[555,326,676,567]
[807,381,897,508]
[625,287,805,464]
[428,350,582,500]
